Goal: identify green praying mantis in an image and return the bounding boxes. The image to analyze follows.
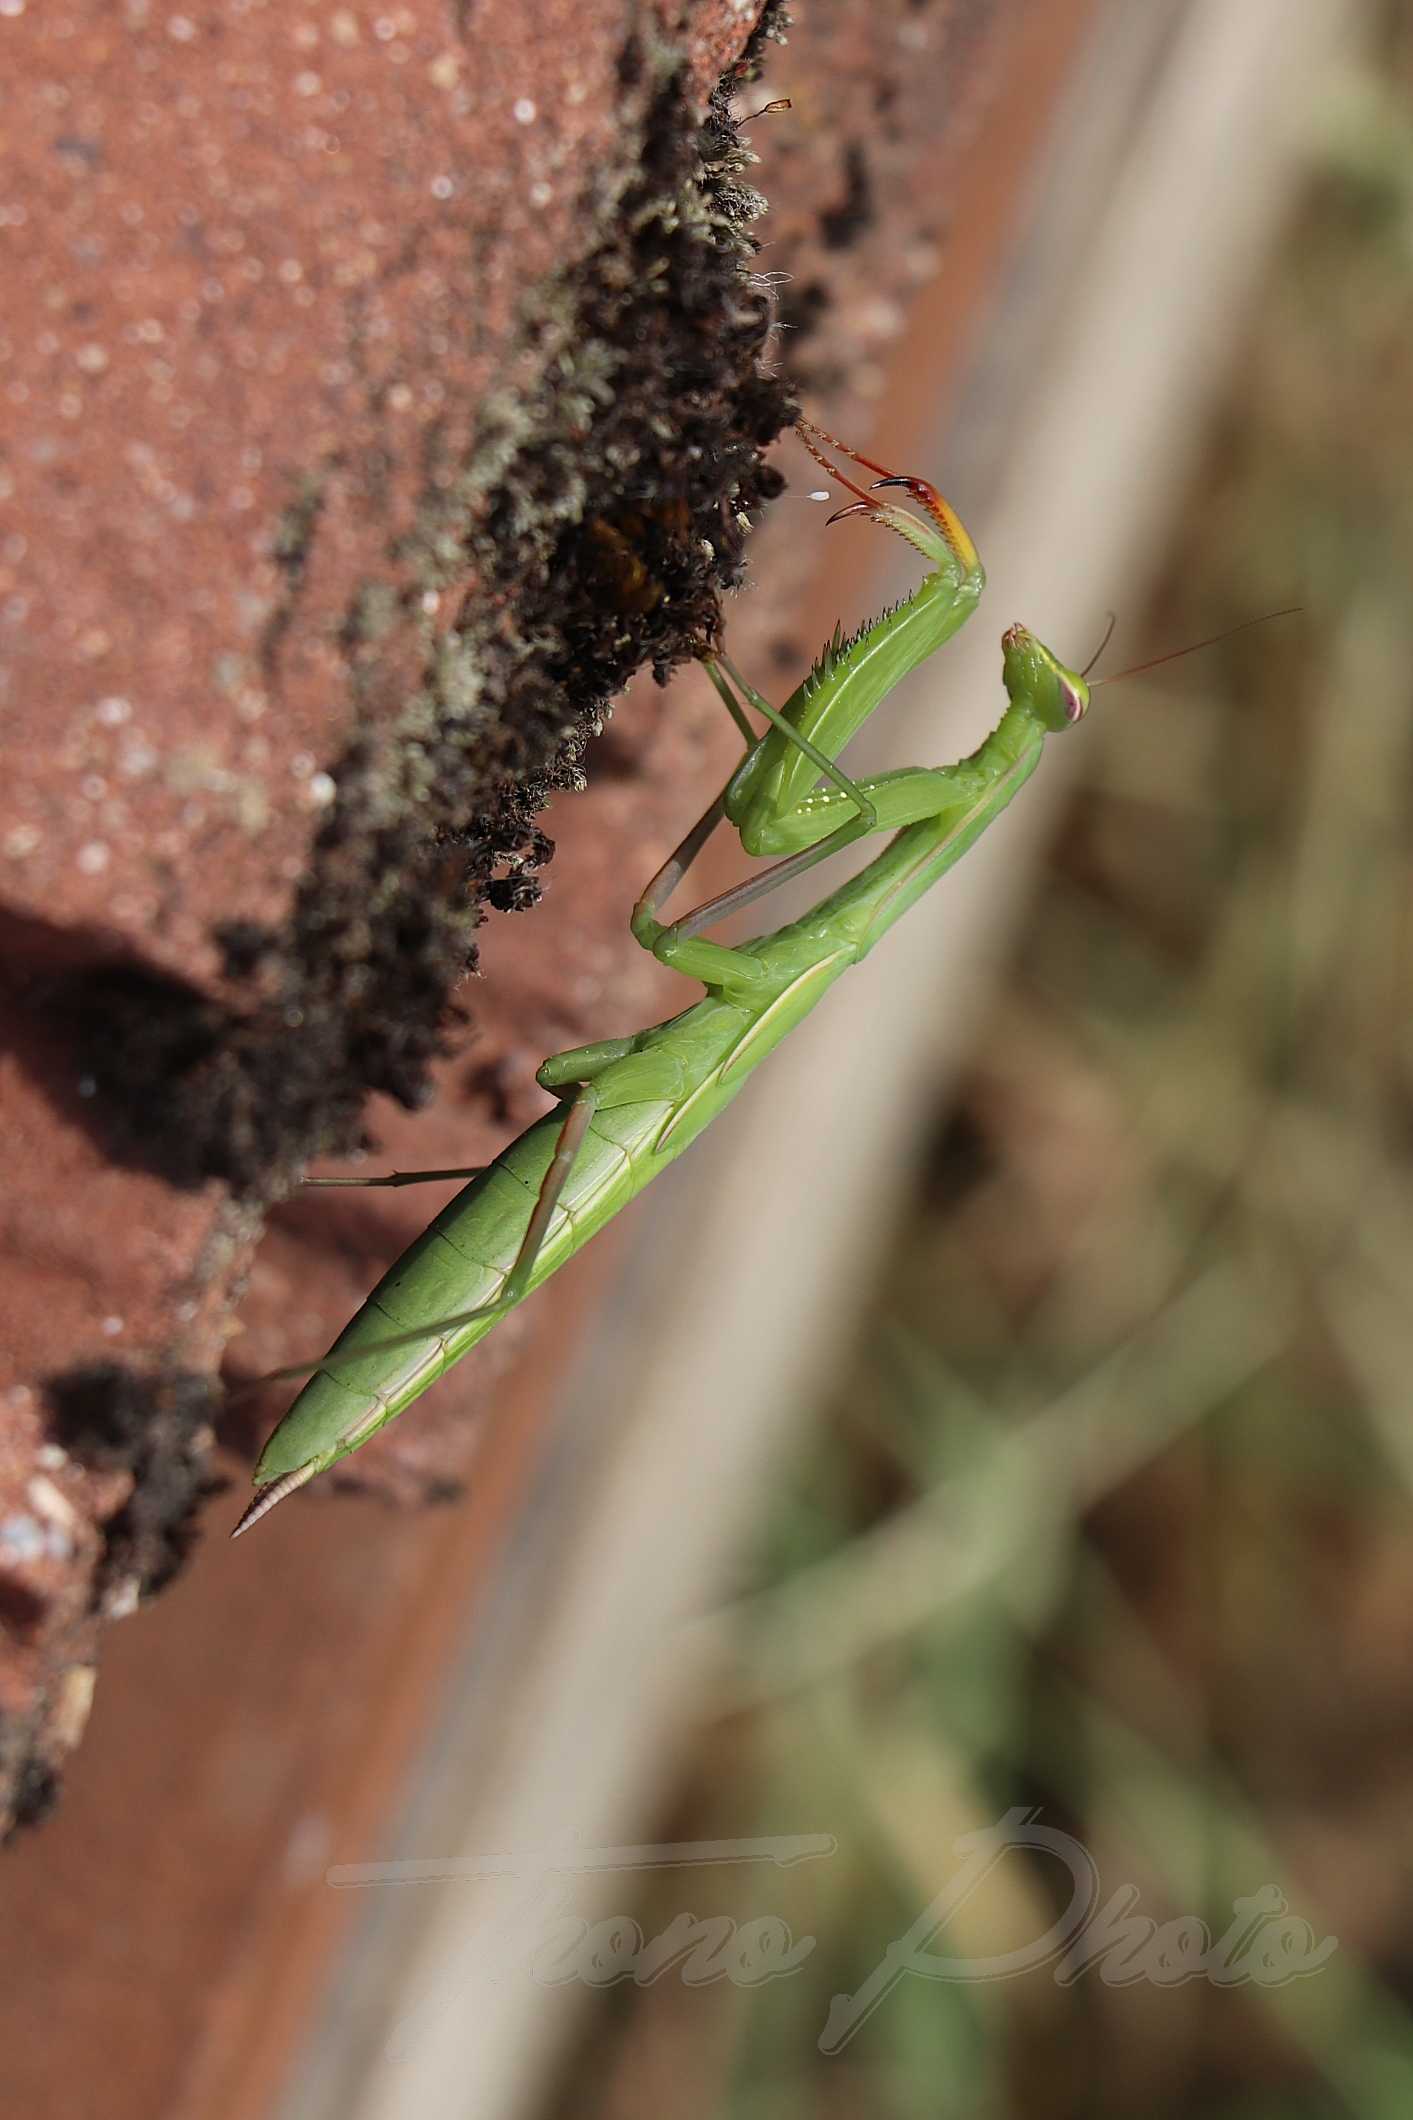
[229,419,1139,1536]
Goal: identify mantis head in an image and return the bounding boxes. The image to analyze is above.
[1001,623,1090,731]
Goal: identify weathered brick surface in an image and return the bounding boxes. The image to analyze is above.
[1,0,768,983]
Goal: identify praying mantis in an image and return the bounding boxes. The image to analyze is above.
[231,419,1094,1537]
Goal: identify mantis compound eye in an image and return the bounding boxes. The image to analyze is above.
[1058,674,1089,723]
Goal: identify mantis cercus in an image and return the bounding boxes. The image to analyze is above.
[231,419,1092,1537]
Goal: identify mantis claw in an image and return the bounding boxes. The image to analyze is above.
[824,499,877,527]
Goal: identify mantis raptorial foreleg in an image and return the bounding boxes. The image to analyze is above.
[636,470,982,970]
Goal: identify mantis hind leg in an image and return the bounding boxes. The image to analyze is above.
[298,1035,641,1187]
[490,1086,598,1310]
[238,1082,604,1415]
[301,1166,487,1189]
[278,1045,680,1397]
[230,1088,602,1537]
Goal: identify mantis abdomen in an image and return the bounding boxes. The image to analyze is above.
[255,991,766,1486]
